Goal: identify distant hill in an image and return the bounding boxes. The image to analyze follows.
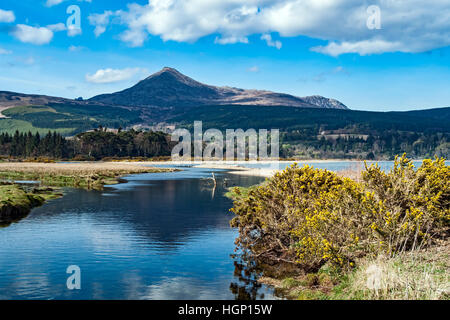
[0,103,140,136]
[0,68,448,145]
[0,91,70,108]
[89,67,348,110]
[168,104,450,133]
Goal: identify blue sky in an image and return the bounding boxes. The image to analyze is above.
[0,0,449,111]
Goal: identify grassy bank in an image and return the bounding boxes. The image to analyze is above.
[0,162,176,223]
[0,162,175,189]
[0,184,63,225]
[259,240,449,300]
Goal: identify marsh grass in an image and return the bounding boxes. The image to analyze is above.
[0,162,175,223]
[0,184,63,224]
[346,241,450,300]
[259,240,449,300]
[0,162,173,189]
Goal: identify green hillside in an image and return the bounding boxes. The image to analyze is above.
[169,105,449,159]
[0,103,141,136]
[169,105,450,133]
[0,119,74,135]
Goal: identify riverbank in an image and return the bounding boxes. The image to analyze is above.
[191,161,365,179]
[0,162,176,222]
[259,240,449,300]
[0,184,62,225]
[0,162,176,189]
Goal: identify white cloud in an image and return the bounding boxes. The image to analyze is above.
[45,0,64,7]
[261,33,282,49]
[11,24,53,45]
[88,11,113,37]
[46,22,82,37]
[85,68,146,84]
[0,9,15,23]
[47,22,82,37]
[247,66,260,72]
[0,48,12,55]
[67,25,82,37]
[45,0,92,7]
[119,28,148,47]
[69,45,84,52]
[214,36,248,45]
[311,39,406,56]
[47,23,66,32]
[91,0,450,55]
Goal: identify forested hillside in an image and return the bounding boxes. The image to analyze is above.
[171,105,450,159]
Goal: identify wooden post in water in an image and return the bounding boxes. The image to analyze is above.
[211,172,217,188]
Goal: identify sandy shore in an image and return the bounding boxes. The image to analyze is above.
[120,160,364,178]
[0,161,170,175]
[138,161,284,177]
[132,159,364,165]
[0,160,364,179]
[228,169,280,177]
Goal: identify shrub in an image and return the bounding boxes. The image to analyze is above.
[231,164,376,270]
[230,155,449,271]
[362,155,449,255]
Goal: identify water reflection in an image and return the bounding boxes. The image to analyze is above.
[0,161,407,299]
[0,167,273,299]
[229,258,267,300]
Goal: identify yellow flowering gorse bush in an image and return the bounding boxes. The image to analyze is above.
[230,155,449,270]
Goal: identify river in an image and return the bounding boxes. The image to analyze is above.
[0,160,418,299]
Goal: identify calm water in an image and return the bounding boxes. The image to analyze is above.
[0,161,411,300]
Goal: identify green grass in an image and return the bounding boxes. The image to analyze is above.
[261,243,450,300]
[0,171,125,189]
[2,105,57,116]
[0,119,74,135]
[0,103,141,136]
[225,183,267,200]
[0,184,62,224]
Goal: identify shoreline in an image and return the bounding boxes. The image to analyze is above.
[0,163,176,224]
[0,184,63,226]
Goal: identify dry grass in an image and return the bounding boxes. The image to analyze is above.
[0,162,174,189]
[257,241,449,300]
[336,162,364,182]
[0,162,166,176]
[348,241,450,300]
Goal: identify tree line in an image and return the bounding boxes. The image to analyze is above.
[282,130,449,160]
[0,129,173,160]
[0,128,447,160]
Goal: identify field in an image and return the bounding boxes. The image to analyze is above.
[0,118,75,135]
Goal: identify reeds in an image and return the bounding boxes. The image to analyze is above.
[0,162,173,189]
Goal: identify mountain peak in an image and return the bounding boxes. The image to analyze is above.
[143,67,208,89]
[155,67,182,76]
[90,67,348,110]
[145,67,183,79]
